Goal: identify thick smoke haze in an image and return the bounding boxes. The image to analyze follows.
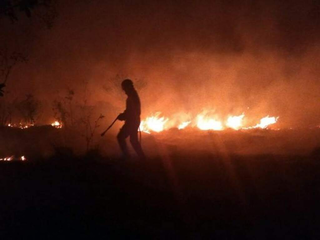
[2,0,320,127]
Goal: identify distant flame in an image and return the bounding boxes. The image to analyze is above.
[139,112,279,133]
[0,156,12,161]
[253,116,279,129]
[178,121,191,130]
[140,113,168,133]
[19,123,34,129]
[196,115,223,131]
[51,121,62,128]
[0,155,27,161]
[226,114,245,130]
[5,123,33,129]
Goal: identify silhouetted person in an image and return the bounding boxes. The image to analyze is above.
[117,79,146,160]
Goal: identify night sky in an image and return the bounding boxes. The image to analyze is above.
[1,0,320,127]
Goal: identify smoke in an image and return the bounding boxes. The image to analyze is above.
[2,0,320,128]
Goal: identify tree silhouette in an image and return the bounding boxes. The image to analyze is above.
[0,1,57,96]
[16,94,41,125]
[0,0,57,28]
[0,46,27,96]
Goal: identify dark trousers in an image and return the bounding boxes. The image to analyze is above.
[117,122,145,159]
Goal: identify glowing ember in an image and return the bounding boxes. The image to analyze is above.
[5,123,34,129]
[0,155,27,161]
[140,113,168,133]
[196,115,223,131]
[51,121,62,128]
[19,123,34,129]
[226,114,245,130]
[0,156,12,161]
[253,116,279,129]
[178,121,191,130]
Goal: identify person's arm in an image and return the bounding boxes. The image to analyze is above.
[117,98,129,121]
[117,110,127,121]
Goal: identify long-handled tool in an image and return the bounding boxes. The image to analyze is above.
[101,116,118,136]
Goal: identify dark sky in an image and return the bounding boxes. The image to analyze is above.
[1,0,320,127]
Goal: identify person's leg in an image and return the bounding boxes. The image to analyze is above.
[117,125,130,159]
[130,129,146,160]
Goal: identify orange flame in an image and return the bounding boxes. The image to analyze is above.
[0,155,27,161]
[1,156,13,161]
[253,116,279,129]
[140,113,168,133]
[226,114,245,130]
[178,121,191,130]
[196,115,223,131]
[139,112,279,133]
[51,121,62,128]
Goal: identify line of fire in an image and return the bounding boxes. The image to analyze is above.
[1,112,280,161]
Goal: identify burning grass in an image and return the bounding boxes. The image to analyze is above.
[139,112,279,134]
[0,118,319,161]
[0,155,26,161]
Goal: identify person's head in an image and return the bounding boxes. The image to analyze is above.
[121,79,134,94]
